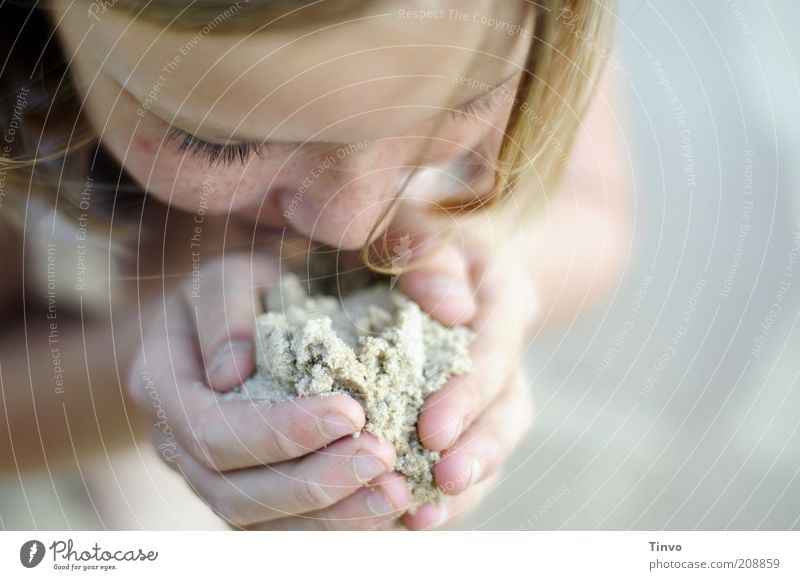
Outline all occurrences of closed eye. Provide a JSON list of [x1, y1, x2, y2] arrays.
[[165, 126, 268, 167], [448, 74, 517, 122], [163, 78, 513, 167], [448, 87, 509, 122]]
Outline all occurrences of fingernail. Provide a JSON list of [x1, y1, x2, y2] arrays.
[[366, 489, 394, 515], [426, 276, 472, 303], [317, 411, 357, 440], [468, 456, 483, 487], [352, 451, 388, 483], [208, 340, 252, 377]]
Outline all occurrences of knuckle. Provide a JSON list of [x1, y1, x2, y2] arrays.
[[270, 428, 304, 460], [268, 415, 321, 460], [292, 478, 335, 512], [186, 413, 223, 471]]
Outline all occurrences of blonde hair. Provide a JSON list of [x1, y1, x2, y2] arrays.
[[0, 0, 614, 267]]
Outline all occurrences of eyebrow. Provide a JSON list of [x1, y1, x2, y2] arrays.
[[150, 71, 520, 147]]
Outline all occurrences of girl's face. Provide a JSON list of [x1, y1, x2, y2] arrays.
[[51, 0, 531, 248]]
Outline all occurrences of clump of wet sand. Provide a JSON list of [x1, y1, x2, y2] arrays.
[[226, 273, 473, 509]]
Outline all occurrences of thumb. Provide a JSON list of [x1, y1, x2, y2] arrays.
[[194, 253, 277, 392]]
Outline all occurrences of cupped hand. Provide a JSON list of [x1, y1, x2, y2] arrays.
[[390, 211, 538, 529], [128, 252, 410, 529]]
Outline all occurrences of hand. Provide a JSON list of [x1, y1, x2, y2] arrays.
[[389, 211, 538, 529], [127, 251, 411, 530]]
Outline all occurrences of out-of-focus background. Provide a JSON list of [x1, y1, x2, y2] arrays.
[[460, 0, 800, 530], [2, 0, 799, 530]]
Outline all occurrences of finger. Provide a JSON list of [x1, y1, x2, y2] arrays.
[[148, 423, 189, 471], [387, 206, 477, 326], [184, 391, 368, 471], [253, 472, 410, 530], [417, 264, 538, 451], [176, 433, 396, 527], [434, 373, 532, 495], [396, 241, 476, 326], [193, 253, 280, 392], [403, 473, 501, 531], [132, 288, 368, 470]]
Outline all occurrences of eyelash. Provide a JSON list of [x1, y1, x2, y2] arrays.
[[165, 126, 266, 167], [448, 88, 509, 121], [164, 88, 508, 168]]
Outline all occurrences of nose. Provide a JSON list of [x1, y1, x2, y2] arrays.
[[276, 144, 406, 249]]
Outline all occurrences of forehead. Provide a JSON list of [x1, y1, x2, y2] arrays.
[[56, 0, 533, 142]]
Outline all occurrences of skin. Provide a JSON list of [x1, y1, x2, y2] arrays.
[[6, 0, 629, 529], [53, 0, 530, 246]]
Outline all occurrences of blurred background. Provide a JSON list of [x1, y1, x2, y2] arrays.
[[461, 0, 800, 530], [2, 0, 799, 530]]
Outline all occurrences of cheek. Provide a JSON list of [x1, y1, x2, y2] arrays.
[[87, 84, 274, 215], [118, 128, 276, 215], [69, 63, 261, 215]]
